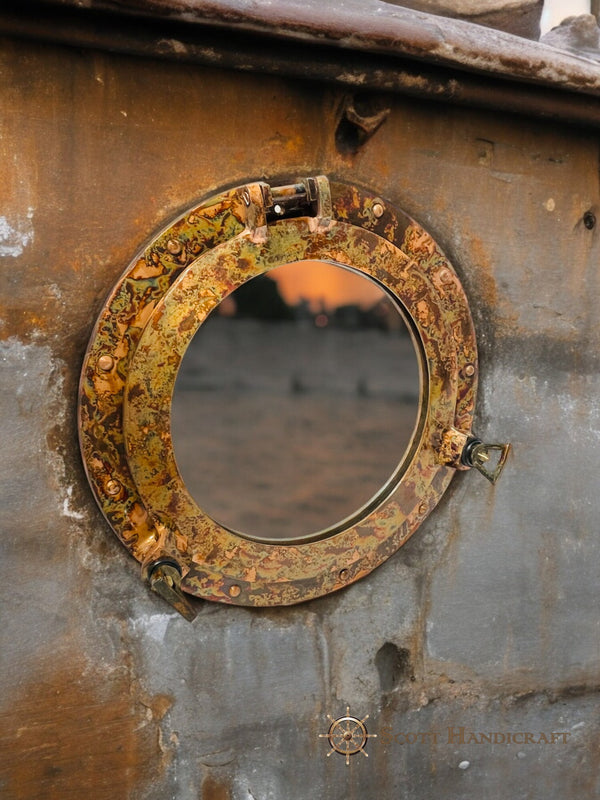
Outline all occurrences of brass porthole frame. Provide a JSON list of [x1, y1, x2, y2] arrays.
[[79, 176, 478, 608]]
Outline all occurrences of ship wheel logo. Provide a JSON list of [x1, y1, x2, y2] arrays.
[[319, 707, 377, 765]]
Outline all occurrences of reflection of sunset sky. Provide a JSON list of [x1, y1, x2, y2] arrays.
[[268, 261, 385, 311]]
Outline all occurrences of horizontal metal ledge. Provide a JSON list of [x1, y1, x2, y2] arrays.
[[9, 0, 600, 92], [2, 1, 600, 129]]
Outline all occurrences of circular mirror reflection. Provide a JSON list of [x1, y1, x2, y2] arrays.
[[171, 261, 422, 542]]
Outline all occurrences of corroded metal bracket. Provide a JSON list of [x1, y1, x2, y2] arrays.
[[78, 175, 502, 615]]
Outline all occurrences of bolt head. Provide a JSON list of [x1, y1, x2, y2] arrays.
[[97, 354, 114, 372], [167, 239, 182, 255], [372, 201, 384, 219], [105, 478, 121, 496], [464, 364, 475, 377], [229, 584, 241, 597]]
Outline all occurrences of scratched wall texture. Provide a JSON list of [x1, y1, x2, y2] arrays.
[[0, 33, 599, 800]]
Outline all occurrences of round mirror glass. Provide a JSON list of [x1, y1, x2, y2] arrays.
[[171, 261, 422, 542]]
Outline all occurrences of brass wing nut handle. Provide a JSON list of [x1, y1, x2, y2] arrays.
[[78, 175, 510, 618], [462, 438, 511, 485], [438, 428, 511, 484]]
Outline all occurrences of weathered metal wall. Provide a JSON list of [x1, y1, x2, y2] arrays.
[[1, 33, 599, 799]]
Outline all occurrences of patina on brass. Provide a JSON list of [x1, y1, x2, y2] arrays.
[[79, 175, 492, 609]]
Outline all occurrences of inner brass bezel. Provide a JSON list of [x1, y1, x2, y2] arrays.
[[168, 258, 428, 546], [78, 176, 477, 606]]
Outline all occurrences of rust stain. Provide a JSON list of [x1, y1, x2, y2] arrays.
[[201, 774, 232, 800], [464, 234, 521, 339], [466, 234, 498, 309], [0, 659, 172, 800]]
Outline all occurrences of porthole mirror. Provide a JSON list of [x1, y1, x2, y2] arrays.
[[171, 260, 422, 543], [79, 176, 509, 618]]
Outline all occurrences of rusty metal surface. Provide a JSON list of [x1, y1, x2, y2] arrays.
[[1, 32, 600, 800], [8, 0, 600, 94], [79, 176, 478, 606], [3, 2, 600, 129]]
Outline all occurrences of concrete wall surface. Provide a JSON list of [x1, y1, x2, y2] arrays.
[[0, 34, 599, 800]]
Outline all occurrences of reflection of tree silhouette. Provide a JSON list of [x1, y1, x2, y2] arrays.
[[330, 300, 410, 333], [229, 274, 410, 333], [233, 275, 294, 320]]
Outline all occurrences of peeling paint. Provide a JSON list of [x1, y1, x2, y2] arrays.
[[132, 612, 178, 643], [62, 484, 86, 520], [0, 209, 34, 257]]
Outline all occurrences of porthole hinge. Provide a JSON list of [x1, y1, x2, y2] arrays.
[[262, 176, 331, 222]]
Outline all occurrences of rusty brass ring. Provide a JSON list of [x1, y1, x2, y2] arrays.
[[79, 176, 477, 606]]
